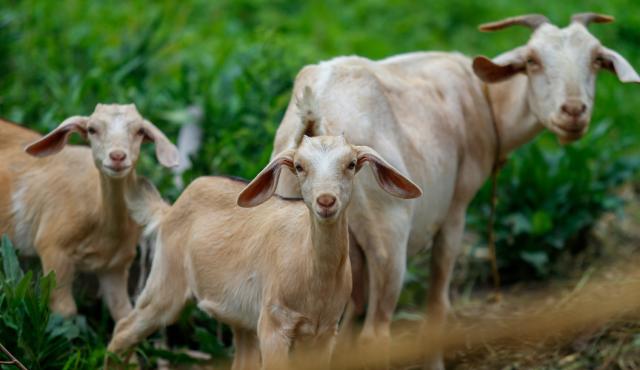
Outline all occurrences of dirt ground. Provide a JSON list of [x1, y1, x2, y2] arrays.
[[442, 185, 640, 370]]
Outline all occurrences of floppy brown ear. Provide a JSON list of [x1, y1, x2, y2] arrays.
[[237, 149, 296, 208], [473, 47, 527, 83], [598, 47, 640, 84], [355, 146, 422, 199], [24, 116, 89, 157], [142, 119, 180, 168]]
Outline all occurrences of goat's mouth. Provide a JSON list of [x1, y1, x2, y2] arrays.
[[103, 164, 132, 177], [315, 207, 338, 220], [550, 120, 588, 143]]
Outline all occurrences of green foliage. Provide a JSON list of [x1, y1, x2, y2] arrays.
[[0, 235, 102, 370], [469, 122, 640, 278]]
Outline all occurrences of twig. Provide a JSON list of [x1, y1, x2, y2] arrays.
[[0, 343, 28, 370]]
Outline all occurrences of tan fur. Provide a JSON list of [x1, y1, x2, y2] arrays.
[[107, 134, 420, 370], [0, 104, 177, 321], [271, 15, 638, 370]]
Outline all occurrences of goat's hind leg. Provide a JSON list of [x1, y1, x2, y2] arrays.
[[107, 240, 188, 357], [422, 207, 466, 370]]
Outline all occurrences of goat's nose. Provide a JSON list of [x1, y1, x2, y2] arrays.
[[109, 150, 127, 162], [316, 194, 336, 208], [561, 100, 587, 118]]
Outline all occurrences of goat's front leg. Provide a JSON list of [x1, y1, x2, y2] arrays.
[[291, 330, 337, 370], [40, 248, 77, 317], [257, 306, 296, 370], [231, 326, 260, 370], [423, 206, 466, 370], [99, 266, 133, 322], [349, 201, 412, 368]]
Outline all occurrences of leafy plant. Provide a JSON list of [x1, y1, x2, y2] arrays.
[[469, 121, 640, 279], [0, 235, 103, 370]]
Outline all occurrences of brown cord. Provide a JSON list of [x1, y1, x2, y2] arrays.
[[481, 83, 503, 295]]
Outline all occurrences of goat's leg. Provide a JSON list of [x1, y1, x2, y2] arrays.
[[98, 266, 133, 322], [107, 239, 187, 356], [257, 314, 291, 370], [40, 249, 77, 317], [231, 327, 260, 370], [337, 233, 367, 349], [107, 288, 185, 355], [422, 207, 465, 370], [292, 332, 336, 370], [350, 204, 411, 369]]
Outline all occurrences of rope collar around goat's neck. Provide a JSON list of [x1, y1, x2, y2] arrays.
[[481, 82, 505, 295], [481, 82, 507, 172]]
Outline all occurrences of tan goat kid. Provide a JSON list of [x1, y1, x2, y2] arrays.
[[271, 13, 640, 369], [0, 104, 178, 320], [107, 131, 421, 369]]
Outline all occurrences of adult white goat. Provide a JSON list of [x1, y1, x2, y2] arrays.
[[271, 13, 639, 369], [0, 104, 178, 320], [106, 94, 421, 369]]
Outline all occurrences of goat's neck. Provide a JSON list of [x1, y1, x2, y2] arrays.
[[308, 212, 349, 277], [98, 171, 137, 232], [488, 75, 545, 156]]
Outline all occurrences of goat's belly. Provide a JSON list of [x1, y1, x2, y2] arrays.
[[194, 275, 262, 330]]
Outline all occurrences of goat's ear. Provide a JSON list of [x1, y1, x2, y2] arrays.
[[599, 47, 640, 84], [237, 149, 295, 208], [141, 120, 180, 168], [25, 116, 89, 157], [473, 47, 528, 83], [355, 146, 422, 199]]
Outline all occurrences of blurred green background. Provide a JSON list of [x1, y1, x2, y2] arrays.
[[1, 0, 640, 368]]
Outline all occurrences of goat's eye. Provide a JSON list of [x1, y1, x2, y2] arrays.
[[295, 163, 304, 173], [87, 127, 97, 135], [526, 57, 537, 66], [348, 161, 356, 170], [137, 128, 145, 137]]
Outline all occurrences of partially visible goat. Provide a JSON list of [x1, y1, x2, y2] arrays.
[[0, 104, 178, 320], [107, 90, 421, 369], [271, 13, 639, 369]]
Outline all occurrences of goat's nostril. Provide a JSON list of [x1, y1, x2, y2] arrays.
[[316, 194, 336, 208], [109, 150, 127, 162], [561, 101, 587, 118]]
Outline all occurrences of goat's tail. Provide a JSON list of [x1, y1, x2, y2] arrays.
[[292, 86, 325, 145]]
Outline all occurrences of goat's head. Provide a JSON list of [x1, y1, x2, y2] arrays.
[[473, 13, 640, 144], [25, 104, 179, 178], [238, 135, 421, 221]]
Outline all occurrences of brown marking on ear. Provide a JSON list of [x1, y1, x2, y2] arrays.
[[599, 47, 640, 84], [237, 150, 295, 208], [355, 146, 422, 199], [472, 56, 526, 83], [24, 116, 88, 157]]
